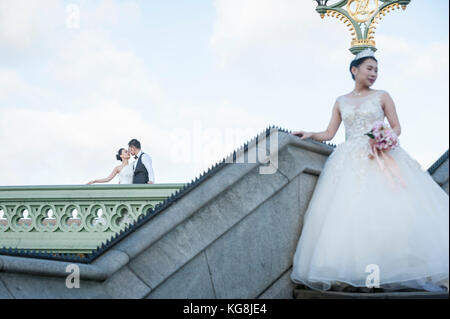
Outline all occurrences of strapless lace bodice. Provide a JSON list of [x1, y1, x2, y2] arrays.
[[338, 90, 386, 142]]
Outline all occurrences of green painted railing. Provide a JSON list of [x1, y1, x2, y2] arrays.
[[0, 184, 184, 253]]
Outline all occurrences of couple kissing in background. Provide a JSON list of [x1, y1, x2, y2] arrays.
[[87, 138, 155, 185]]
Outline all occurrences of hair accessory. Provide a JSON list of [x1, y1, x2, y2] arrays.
[[354, 48, 376, 61]]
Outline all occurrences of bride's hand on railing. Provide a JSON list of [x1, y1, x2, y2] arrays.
[[87, 180, 95, 185], [292, 130, 313, 140]]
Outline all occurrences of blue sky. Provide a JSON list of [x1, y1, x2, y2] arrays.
[[0, 0, 448, 185]]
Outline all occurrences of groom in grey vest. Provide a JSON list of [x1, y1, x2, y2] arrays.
[[128, 139, 155, 184]]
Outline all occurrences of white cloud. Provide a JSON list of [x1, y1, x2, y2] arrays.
[[0, 0, 161, 111], [0, 0, 59, 49], [211, 0, 316, 42], [0, 68, 44, 101], [210, 0, 325, 66], [80, 0, 141, 30], [0, 0, 141, 52], [376, 35, 449, 79], [47, 29, 164, 110]]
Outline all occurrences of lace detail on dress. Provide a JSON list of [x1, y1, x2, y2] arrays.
[[322, 90, 425, 194], [325, 90, 387, 192], [338, 90, 386, 142]]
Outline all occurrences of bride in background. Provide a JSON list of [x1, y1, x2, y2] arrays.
[[290, 49, 449, 292], [87, 148, 134, 185]]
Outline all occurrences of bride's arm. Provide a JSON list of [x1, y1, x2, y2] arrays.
[[292, 100, 341, 142], [87, 167, 120, 184], [382, 92, 401, 137]]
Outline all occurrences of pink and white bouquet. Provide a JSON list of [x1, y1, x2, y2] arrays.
[[365, 121, 399, 152]]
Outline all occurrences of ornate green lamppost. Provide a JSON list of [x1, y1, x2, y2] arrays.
[[314, 0, 411, 55]]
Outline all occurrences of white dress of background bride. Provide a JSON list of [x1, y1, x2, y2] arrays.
[[118, 163, 134, 184], [291, 90, 449, 292]]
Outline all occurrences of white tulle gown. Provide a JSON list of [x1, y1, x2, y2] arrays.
[[291, 90, 449, 292]]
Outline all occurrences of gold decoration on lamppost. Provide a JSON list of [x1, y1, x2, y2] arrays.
[[314, 0, 411, 55], [347, 0, 379, 23]]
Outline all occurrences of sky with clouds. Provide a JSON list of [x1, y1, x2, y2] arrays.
[[0, 0, 448, 186]]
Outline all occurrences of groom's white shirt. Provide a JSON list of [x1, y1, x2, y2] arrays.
[[133, 150, 155, 183]]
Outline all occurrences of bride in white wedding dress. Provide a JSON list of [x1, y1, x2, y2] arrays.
[[291, 49, 449, 292], [87, 148, 134, 185]]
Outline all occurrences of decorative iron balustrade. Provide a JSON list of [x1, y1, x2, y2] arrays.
[[0, 184, 184, 253]]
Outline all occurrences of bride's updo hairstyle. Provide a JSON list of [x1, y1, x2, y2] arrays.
[[349, 56, 378, 80], [116, 148, 125, 161]]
